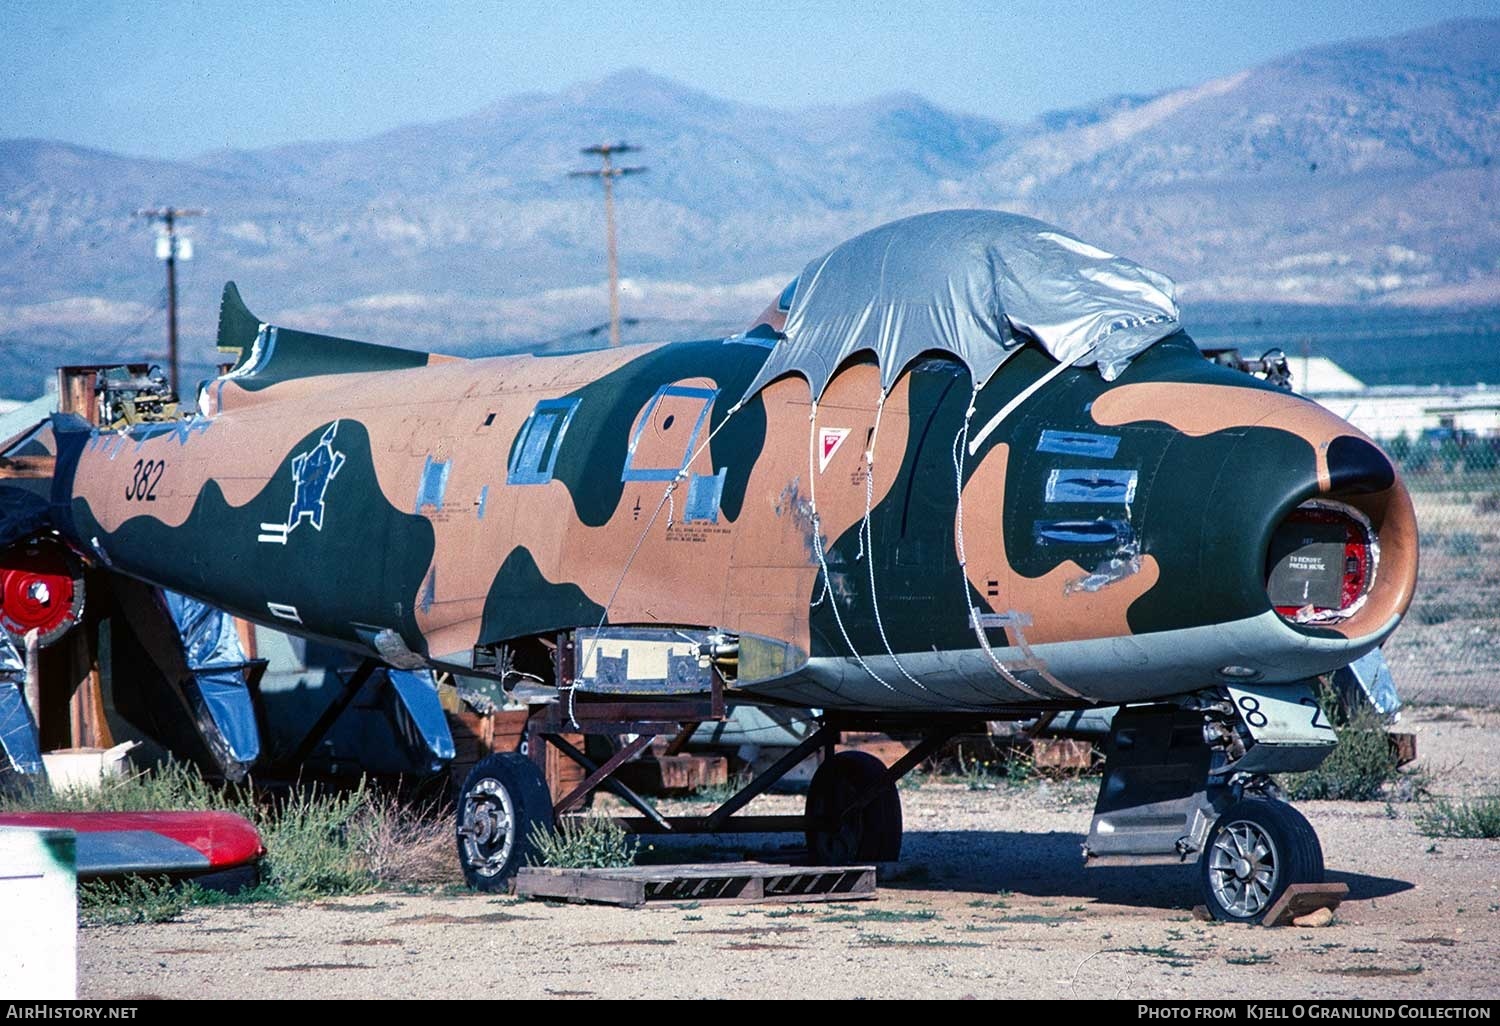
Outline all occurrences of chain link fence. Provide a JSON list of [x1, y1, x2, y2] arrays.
[[1380, 432, 1500, 709]]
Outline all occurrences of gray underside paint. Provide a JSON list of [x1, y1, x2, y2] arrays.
[[738, 609, 1401, 713], [72, 831, 211, 877]]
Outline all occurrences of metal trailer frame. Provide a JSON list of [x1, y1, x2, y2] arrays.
[[519, 667, 984, 840]]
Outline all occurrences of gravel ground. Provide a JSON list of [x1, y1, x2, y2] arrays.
[[79, 706, 1500, 1000]]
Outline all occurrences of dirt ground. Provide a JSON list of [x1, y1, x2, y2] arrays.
[[79, 706, 1500, 1000]]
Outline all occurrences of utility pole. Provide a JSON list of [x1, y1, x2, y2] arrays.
[[568, 144, 645, 347], [136, 206, 203, 395]]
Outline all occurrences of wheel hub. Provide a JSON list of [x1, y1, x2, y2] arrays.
[[460, 778, 515, 877], [0, 541, 85, 647], [1208, 820, 1278, 917]]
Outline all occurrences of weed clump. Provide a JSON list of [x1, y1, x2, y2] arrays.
[[1283, 689, 1411, 802], [0, 761, 462, 922], [1415, 797, 1500, 838], [78, 876, 190, 926], [527, 815, 637, 869]]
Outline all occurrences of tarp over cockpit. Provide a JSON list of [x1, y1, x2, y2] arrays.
[[740, 209, 1183, 403]]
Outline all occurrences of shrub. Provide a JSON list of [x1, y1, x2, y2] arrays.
[[1283, 692, 1405, 802], [1415, 797, 1500, 839], [0, 761, 463, 920], [527, 815, 637, 869], [78, 876, 189, 926]]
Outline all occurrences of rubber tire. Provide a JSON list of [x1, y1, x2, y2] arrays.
[[805, 750, 904, 864], [456, 752, 553, 892], [1199, 798, 1325, 924]]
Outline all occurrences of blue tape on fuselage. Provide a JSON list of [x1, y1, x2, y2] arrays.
[[1036, 429, 1120, 460], [1044, 468, 1138, 504]]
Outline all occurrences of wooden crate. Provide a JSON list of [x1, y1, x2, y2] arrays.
[[544, 732, 589, 807], [446, 707, 528, 781], [1028, 737, 1096, 772], [445, 703, 587, 807], [1388, 731, 1418, 767], [618, 753, 728, 795], [837, 732, 913, 767]]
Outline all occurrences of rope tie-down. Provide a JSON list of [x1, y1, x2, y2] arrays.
[[571, 397, 746, 727], [951, 384, 1044, 698], [805, 399, 902, 695], [811, 389, 1002, 710]]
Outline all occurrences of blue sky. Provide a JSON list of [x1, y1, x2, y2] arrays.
[[4, 0, 1499, 158]]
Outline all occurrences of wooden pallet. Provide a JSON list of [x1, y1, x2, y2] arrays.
[[516, 862, 877, 908]]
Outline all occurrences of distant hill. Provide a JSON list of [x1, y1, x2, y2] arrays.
[[2, 18, 1498, 397]]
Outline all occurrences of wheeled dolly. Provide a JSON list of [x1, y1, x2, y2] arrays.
[[455, 683, 977, 892]]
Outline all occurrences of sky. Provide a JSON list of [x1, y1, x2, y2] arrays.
[[4, 0, 1499, 159]]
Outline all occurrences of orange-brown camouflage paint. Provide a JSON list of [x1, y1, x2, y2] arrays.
[[73, 347, 909, 661], [1091, 382, 1351, 491], [957, 442, 1161, 646]]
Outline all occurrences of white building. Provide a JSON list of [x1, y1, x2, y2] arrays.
[[1297, 359, 1500, 441]]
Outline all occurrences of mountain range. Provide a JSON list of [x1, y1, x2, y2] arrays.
[[3, 17, 1498, 396]]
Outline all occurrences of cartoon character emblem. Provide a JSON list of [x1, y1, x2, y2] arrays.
[[257, 422, 346, 545]]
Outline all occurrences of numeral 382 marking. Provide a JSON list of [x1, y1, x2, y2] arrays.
[[125, 459, 165, 501]]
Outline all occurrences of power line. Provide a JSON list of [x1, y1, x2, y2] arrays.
[[100, 285, 170, 357], [567, 143, 646, 348]]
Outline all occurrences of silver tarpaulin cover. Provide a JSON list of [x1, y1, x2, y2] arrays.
[[742, 209, 1181, 402]]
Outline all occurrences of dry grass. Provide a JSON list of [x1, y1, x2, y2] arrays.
[[355, 793, 462, 890]]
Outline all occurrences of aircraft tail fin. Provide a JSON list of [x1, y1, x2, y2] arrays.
[[213, 282, 459, 391], [216, 281, 263, 366]]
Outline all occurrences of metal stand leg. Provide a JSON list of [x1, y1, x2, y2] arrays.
[[843, 728, 957, 817], [705, 722, 838, 831], [287, 658, 379, 767]]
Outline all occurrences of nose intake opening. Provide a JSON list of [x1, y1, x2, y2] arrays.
[[1265, 499, 1376, 626]]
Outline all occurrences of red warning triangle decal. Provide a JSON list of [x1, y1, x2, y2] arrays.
[[819, 427, 850, 472]]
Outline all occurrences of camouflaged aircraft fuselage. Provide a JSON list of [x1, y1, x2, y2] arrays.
[[51, 287, 1418, 713]]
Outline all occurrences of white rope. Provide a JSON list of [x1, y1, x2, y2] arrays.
[[571, 396, 746, 726], [859, 392, 930, 692], [967, 345, 1096, 456], [805, 398, 900, 693], [952, 384, 1044, 698]]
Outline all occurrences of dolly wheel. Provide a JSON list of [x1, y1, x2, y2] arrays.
[[1199, 798, 1325, 923], [456, 752, 553, 891], [805, 750, 903, 863]]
